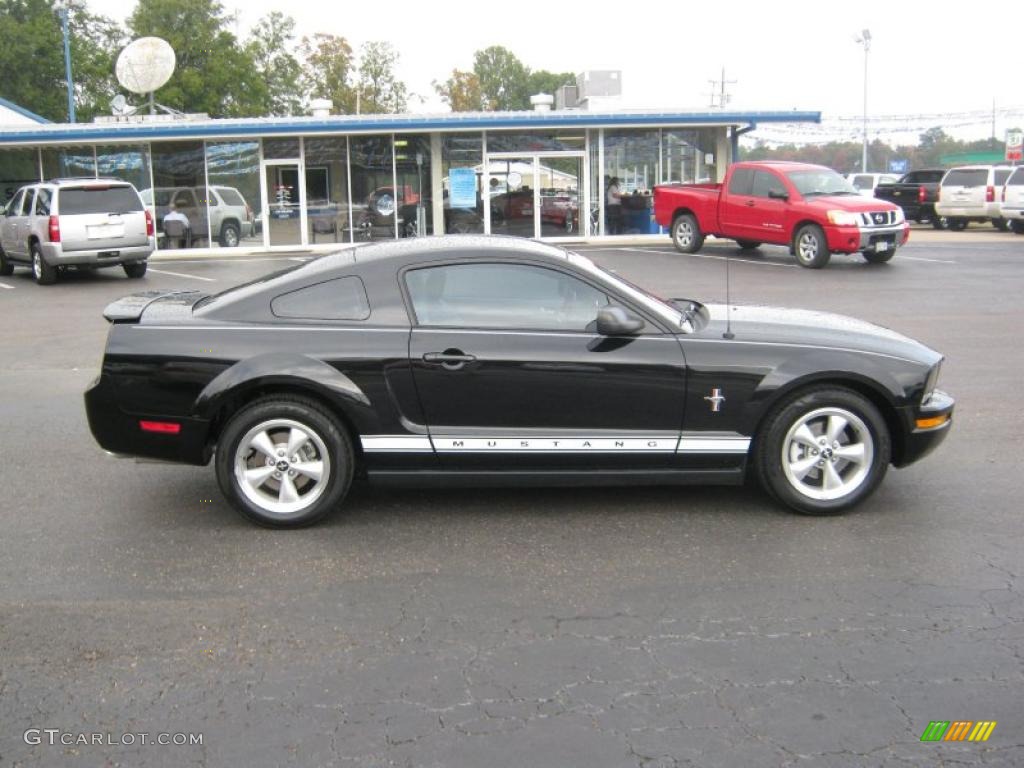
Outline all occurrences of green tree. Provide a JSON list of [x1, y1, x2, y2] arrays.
[[247, 11, 303, 116], [472, 45, 529, 110], [354, 41, 407, 114], [300, 33, 354, 113], [0, 0, 124, 122], [526, 70, 574, 100], [433, 69, 484, 112], [127, 0, 263, 117]]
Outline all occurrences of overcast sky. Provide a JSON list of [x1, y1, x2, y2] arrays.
[[89, 0, 1021, 143]]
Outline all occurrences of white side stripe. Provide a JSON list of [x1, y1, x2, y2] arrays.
[[360, 435, 750, 455]]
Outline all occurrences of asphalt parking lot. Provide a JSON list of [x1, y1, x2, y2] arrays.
[[1, 227, 1022, 767]]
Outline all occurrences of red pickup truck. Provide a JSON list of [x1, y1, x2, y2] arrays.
[[653, 161, 910, 268]]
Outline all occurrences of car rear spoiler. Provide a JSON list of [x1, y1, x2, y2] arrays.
[[102, 289, 205, 323]]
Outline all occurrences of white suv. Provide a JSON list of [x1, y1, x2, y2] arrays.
[[0, 179, 154, 285], [998, 167, 1024, 234], [140, 185, 255, 248], [935, 165, 1014, 231]]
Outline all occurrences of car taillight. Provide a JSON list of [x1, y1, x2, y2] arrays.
[[986, 185, 995, 203], [48, 215, 60, 242], [245, 202, 253, 221], [918, 185, 926, 203], [145, 209, 155, 236], [139, 420, 181, 434]]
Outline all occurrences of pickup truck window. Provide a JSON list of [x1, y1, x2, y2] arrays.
[[904, 171, 944, 184], [786, 169, 857, 197], [727, 168, 754, 195], [752, 171, 787, 198]]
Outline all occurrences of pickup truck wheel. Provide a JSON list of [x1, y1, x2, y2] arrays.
[[793, 224, 830, 268], [1011, 220, 1024, 235], [993, 218, 1010, 232], [862, 250, 894, 264], [754, 386, 890, 515], [930, 215, 947, 230], [0, 247, 13, 276], [671, 214, 704, 253], [123, 261, 148, 278], [736, 240, 761, 251], [947, 218, 967, 231], [31, 243, 57, 285], [216, 395, 354, 528]]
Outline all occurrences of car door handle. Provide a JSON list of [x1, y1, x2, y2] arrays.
[[423, 351, 476, 369], [745, 200, 756, 207]]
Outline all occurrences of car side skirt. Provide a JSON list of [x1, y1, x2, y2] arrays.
[[366, 468, 745, 488]]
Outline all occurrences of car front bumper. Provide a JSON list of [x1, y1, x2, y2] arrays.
[[41, 240, 155, 267], [894, 389, 954, 468], [827, 223, 910, 254]]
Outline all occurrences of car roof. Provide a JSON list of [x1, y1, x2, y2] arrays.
[[45, 177, 133, 187]]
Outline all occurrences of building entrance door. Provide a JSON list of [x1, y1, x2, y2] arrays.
[[262, 160, 306, 246], [486, 153, 587, 240]]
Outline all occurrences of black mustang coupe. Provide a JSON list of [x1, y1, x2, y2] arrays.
[[85, 236, 953, 527]]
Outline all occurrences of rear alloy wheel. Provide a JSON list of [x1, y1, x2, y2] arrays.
[[930, 214, 947, 230], [755, 387, 890, 515], [947, 218, 967, 231], [219, 221, 241, 247], [793, 224, 830, 268], [123, 261, 147, 278], [31, 243, 57, 285], [671, 213, 704, 253], [0, 247, 13, 276], [216, 396, 353, 527], [736, 240, 762, 251]]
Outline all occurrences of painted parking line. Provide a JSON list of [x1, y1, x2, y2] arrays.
[[606, 247, 797, 268], [897, 255, 957, 264], [0, 282, 14, 290], [146, 268, 217, 282]]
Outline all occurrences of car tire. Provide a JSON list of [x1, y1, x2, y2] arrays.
[[30, 242, 57, 285], [862, 249, 894, 264], [0, 247, 13, 276], [754, 386, 891, 515], [123, 261, 148, 278], [215, 395, 354, 528], [1011, 220, 1024, 235], [736, 240, 761, 251], [793, 224, 830, 268], [947, 218, 967, 231], [930, 214, 947, 230], [219, 222, 241, 248], [671, 213, 704, 254], [993, 217, 1010, 232]]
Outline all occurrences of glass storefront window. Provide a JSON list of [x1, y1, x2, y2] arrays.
[[393, 135, 431, 238], [589, 130, 601, 236], [42, 146, 95, 180], [262, 138, 300, 160], [302, 137, 350, 244], [96, 144, 151, 193], [441, 134, 484, 235], [148, 141, 208, 249], [486, 131, 585, 153], [603, 130, 660, 235], [205, 141, 260, 248], [662, 130, 717, 185], [0, 149, 40, 208], [349, 135, 395, 241]]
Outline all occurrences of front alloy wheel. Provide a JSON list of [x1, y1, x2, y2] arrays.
[[755, 387, 890, 514], [216, 396, 353, 527], [793, 224, 830, 268]]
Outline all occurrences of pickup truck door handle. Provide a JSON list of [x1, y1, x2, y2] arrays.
[[423, 350, 477, 370], [744, 200, 756, 207]]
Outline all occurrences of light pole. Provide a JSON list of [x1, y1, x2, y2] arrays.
[[54, 0, 75, 123], [855, 29, 871, 173]]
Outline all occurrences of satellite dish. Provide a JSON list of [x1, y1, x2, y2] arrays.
[[115, 37, 176, 95], [109, 93, 137, 116]]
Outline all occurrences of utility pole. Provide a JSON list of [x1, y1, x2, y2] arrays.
[[707, 67, 736, 109], [54, 0, 75, 122], [855, 29, 871, 172]]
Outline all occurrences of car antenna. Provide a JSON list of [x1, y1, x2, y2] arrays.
[[722, 250, 735, 340]]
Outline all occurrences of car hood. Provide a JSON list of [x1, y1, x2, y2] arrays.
[[802, 195, 899, 212], [692, 303, 941, 365]]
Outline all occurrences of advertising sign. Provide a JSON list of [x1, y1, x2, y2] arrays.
[[1006, 129, 1023, 162], [449, 168, 477, 208]]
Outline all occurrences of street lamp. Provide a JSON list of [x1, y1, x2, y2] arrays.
[[855, 29, 871, 173], [53, 0, 75, 123]]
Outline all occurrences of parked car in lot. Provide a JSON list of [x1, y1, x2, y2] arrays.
[[934, 165, 1014, 231], [84, 235, 953, 527], [873, 169, 947, 228], [654, 161, 909, 268], [998, 166, 1024, 234], [0, 179, 154, 284], [846, 172, 901, 197], [139, 185, 255, 247]]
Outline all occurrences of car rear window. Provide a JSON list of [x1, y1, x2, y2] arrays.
[[217, 188, 245, 206], [942, 169, 987, 187], [1007, 168, 1024, 186], [59, 186, 143, 214], [994, 169, 1011, 186]]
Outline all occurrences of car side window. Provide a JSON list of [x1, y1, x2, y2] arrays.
[[406, 262, 612, 332], [851, 175, 873, 190], [7, 189, 26, 217], [727, 168, 754, 196], [34, 188, 51, 216], [270, 276, 371, 321], [751, 171, 787, 198]]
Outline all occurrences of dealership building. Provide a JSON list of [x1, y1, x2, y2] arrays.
[[1, 93, 819, 251]]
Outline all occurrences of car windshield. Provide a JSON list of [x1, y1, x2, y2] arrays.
[[786, 170, 858, 196], [567, 251, 682, 328]]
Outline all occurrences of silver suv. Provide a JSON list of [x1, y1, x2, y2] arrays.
[[140, 185, 255, 248], [0, 179, 154, 285], [935, 165, 1014, 231]]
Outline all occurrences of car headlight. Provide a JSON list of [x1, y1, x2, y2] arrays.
[[892, 208, 905, 224], [922, 361, 942, 404], [826, 210, 859, 226]]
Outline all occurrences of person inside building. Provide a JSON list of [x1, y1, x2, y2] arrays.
[[605, 176, 623, 235], [162, 202, 191, 248]]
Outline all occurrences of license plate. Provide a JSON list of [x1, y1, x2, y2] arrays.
[[98, 250, 120, 258], [87, 223, 125, 239], [875, 240, 890, 252]]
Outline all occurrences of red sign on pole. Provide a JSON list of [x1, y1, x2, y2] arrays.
[[1007, 130, 1023, 162]]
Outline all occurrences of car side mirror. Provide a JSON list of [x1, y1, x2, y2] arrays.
[[768, 189, 789, 201], [597, 307, 644, 336]]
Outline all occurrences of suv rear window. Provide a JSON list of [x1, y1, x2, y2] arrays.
[[994, 169, 1011, 186], [59, 186, 143, 214], [942, 169, 987, 187], [217, 188, 245, 206]]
